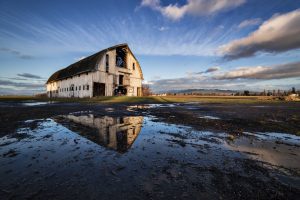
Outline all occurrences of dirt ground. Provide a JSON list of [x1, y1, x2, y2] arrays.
[[0, 100, 299, 199]]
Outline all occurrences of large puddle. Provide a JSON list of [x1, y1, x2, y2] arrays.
[[0, 110, 300, 199]]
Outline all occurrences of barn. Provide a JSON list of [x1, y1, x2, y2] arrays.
[[46, 44, 143, 98]]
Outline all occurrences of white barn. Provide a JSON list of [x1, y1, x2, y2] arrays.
[[46, 44, 143, 98]]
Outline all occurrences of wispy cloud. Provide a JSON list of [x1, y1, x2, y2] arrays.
[[0, 3, 246, 57], [74, 56, 86, 61], [17, 73, 43, 79], [238, 18, 261, 29], [220, 9, 300, 60], [0, 79, 44, 89], [158, 26, 169, 31], [0, 87, 44, 95], [196, 66, 220, 74], [0, 47, 33, 59], [141, 0, 245, 20]]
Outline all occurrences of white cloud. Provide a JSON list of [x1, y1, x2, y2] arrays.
[[158, 26, 169, 31], [220, 9, 300, 59], [141, 0, 245, 20], [150, 61, 300, 91], [216, 61, 300, 80], [75, 56, 86, 61], [238, 18, 262, 29]]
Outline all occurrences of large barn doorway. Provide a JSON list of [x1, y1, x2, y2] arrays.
[[93, 82, 105, 97]]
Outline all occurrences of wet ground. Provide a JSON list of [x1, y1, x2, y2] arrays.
[[0, 101, 300, 199]]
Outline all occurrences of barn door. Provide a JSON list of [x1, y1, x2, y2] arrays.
[[93, 82, 105, 97], [137, 87, 142, 96]]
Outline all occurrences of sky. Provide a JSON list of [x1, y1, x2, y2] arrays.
[[0, 0, 300, 94]]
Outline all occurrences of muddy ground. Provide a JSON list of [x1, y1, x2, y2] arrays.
[[0, 101, 299, 199]]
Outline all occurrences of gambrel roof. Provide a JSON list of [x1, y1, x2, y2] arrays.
[[47, 44, 143, 83]]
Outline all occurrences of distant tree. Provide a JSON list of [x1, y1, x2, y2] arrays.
[[243, 90, 250, 96], [292, 87, 296, 94], [142, 84, 152, 96]]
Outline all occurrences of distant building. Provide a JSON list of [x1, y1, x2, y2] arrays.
[[289, 93, 299, 97], [46, 44, 143, 98]]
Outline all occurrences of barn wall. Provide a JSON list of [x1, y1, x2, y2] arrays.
[[46, 73, 93, 98]]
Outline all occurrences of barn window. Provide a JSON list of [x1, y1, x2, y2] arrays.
[[76, 86, 77, 91], [133, 62, 135, 70], [106, 54, 109, 73], [116, 47, 126, 68], [79, 86, 81, 90], [87, 85, 89, 90], [67, 88, 68, 91], [83, 85, 85, 90]]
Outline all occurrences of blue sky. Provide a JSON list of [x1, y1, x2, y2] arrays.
[[0, 0, 300, 94]]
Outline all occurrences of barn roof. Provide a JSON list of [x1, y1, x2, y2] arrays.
[[47, 43, 131, 83]]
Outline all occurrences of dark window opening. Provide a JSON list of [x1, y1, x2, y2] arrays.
[[133, 62, 135, 70], [116, 47, 126, 68], [79, 86, 81, 90], [87, 85, 89, 90], [119, 75, 124, 85], [106, 54, 109, 73], [83, 85, 85, 90]]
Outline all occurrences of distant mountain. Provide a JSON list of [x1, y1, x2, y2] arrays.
[[157, 88, 239, 94]]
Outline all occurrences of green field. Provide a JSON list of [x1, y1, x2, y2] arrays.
[[0, 95, 294, 104]]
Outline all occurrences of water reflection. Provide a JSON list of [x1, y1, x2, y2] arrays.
[[58, 115, 143, 153], [224, 132, 300, 169]]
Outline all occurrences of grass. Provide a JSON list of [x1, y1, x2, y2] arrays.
[[0, 95, 295, 104]]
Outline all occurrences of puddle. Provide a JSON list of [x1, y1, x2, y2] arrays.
[[0, 113, 299, 199], [22, 101, 56, 106], [198, 115, 221, 120], [225, 132, 300, 169], [104, 108, 115, 112]]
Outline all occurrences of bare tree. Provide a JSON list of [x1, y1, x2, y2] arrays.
[[142, 84, 152, 96]]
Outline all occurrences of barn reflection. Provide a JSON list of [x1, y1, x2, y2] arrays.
[[58, 115, 143, 153]]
